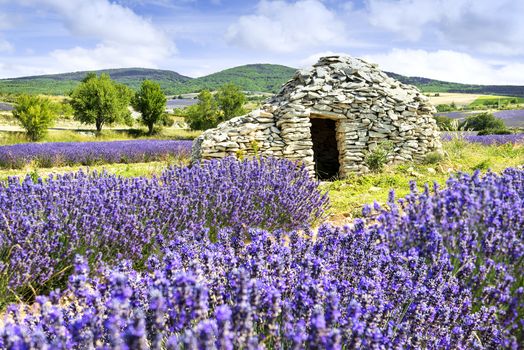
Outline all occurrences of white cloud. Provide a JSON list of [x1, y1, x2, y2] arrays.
[[226, 0, 347, 53], [33, 0, 172, 47], [364, 49, 524, 85], [364, 0, 524, 55], [15, 0, 175, 72]]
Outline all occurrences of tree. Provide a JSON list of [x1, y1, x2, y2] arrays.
[[215, 83, 246, 121], [82, 72, 97, 83], [50, 99, 74, 119], [184, 90, 219, 130], [12, 94, 56, 141], [132, 80, 167, 135], [70, 73, 132, 132]]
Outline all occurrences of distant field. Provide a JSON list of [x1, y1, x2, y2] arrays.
[[469, 95, 524, 107], [427, 93, 484, 106], [436, 109, 524, 127]]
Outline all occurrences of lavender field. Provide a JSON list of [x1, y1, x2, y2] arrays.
[[0, 157, 522, 349], [0, 139, 192, 169], [0, 102, 13, 112], [442, 132, 524, 145], [437, 109, 524, 127]]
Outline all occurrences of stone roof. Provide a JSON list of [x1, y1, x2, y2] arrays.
[[268, 55, 433, 114]]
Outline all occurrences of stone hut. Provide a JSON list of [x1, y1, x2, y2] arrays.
[[192, 55, 441, 179]]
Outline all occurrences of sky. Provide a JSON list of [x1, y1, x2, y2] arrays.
[[0, 0, 524, 84]]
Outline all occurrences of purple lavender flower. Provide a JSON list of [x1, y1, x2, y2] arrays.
[[0, 139, 192, 169], [0, 162, 522, 348]]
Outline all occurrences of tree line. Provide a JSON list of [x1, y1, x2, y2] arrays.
[[10, 73, 247, 141]]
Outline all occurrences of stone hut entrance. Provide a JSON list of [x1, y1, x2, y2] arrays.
[[310, 118, 340, 180]]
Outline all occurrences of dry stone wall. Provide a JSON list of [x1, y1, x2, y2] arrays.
[[192, 55, 442, 178]]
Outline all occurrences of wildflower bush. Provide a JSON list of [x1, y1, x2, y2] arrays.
[[0, 140, 192, 169], [0, 161, 523, 348], [0, 157, 328, 305], [364, 141, 394, 172], [442, 132, 524, 145]]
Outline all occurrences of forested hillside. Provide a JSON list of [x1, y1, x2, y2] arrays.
[[1, 64, 524, 97]]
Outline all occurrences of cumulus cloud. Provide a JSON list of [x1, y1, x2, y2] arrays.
[[16, 0, 175, 72], [364, 0, 524, 55], [226, 0, 347, 53], [364, 49, 524, 85]]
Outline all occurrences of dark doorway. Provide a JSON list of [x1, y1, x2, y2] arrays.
[[310, 118, 340, 180]]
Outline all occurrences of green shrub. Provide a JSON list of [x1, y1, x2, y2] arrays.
[[436, 103, 457, 112], [460, 112, 506, 131], [364, 141, 393, 172], [162, 114, 175, 127], [472, 159, 491, 171], [423, 151, 445, 164], [12, 95, 56, 141], [434, 115, 456, 130]]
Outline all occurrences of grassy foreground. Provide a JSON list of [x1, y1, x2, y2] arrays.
[[1, 139, 523, 224], [325, 139, 524, 223]]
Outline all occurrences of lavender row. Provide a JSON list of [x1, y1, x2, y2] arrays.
[[0, 140, 193, 169], [2, 168, 523, 348], [0, 157, 328, 304], [442, 132, 524, 145]]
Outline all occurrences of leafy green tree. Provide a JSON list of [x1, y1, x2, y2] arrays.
[[460, 112, 506, 132], [50, 99, 74, 119], [12, 94, 56, 141], [70, 73, 132, 132], [215, 83, 246, 121], [132, 80, 167, 135], [82, 72, 97, 83], [184, 90, 219, 130]]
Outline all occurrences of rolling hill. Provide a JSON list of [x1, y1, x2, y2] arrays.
[[1, 64, 524, 98], [0, 68, 192, 96], [181, 64, 296, 95], [386, 72, 524, 97]]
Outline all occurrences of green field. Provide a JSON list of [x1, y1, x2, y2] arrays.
[[0, 125, 200, 145], [469, 95, 524, 107]]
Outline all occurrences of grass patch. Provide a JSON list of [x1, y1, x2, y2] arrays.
[[322, 140, 524, 223], [469, 95, 524, 107], [0, 161, 183, 182], [0, 127, 201, 145]]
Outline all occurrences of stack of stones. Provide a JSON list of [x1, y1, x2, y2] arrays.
[[192, 55, 442, 178]]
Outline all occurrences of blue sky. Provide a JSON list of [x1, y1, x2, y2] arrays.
[[1, 0, 524, 84]]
